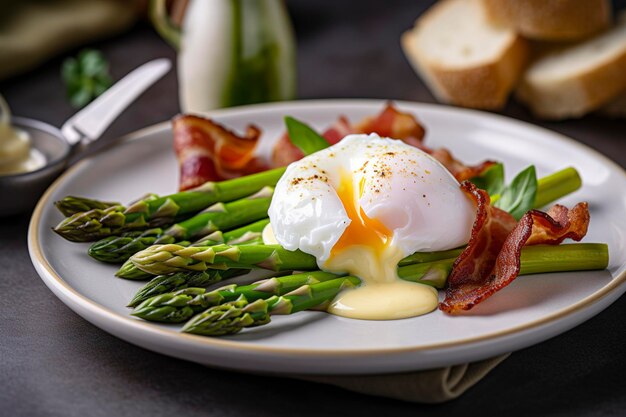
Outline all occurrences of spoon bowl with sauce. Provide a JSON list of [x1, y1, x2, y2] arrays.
[[0, 116, 69, 216], [0, 59, 171, 216]]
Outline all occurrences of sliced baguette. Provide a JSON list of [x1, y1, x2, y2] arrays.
[[481, 0, 611, 41], [516, 14, 626, 120], [401, 0, 528, 110]]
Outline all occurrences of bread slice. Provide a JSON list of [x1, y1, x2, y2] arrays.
[[401, 0, 528, 110], [516, 14, 626, 120], [481, 0, 611, 41]]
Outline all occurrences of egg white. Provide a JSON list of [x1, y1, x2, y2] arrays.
[[268, 134, 475, 266]]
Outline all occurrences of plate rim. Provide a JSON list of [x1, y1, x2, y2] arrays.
[[28, 99, 626, 358]]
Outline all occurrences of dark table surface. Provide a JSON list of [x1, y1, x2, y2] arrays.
[[1, 1, 625, 416]]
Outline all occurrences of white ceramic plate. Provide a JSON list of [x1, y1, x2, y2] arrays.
[[29, 100, 626, 375]]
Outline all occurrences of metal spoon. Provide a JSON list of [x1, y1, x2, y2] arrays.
[[0, 58, 171, 216]]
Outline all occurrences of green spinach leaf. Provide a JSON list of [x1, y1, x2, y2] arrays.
[[494, 165, 538, 220], [470, 163, 505, 196], [284, 116, 330, 156]]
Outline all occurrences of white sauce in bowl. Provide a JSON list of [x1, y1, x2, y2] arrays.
[[0, 95, 46, 175]]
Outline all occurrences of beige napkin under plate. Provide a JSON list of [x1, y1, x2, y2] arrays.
[[295, 354, 510, 403], [0, 0, 139, 80]]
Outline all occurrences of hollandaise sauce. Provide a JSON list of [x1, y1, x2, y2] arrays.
[[321, 172, 438, 320]]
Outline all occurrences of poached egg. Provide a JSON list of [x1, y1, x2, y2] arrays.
[[267, 134, 475, 319]]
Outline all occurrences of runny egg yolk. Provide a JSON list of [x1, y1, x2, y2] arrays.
[[324, 171, 439, 320], [330, 173, 391, 260]]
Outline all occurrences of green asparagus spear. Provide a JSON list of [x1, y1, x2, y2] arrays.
[[115, 219, 270, 279], [55, 193, 160, 217], [193, 218, 269, 247], [116, 259, 154, 280], [133, 287, 207, 323], [132, 270, 341, 322], [53, 168, 285, 242], [518, 243, 608, 275], [533, 167, 582, 209], [130, 240, 608, 281], [129, 272, 218, 309], [397, 243, 609, 285], [88, 228, 187, 263], [129, 243, 318, 275], [164, 187, 272, 240], [128, 269, 248, 307], [54, 196, 120, 217], [88, 189, 272, 263], [397, 258, 454, 288], [126, 243, 484, 279], [398, 248, 464, 267], [182, 277, 361, 336]]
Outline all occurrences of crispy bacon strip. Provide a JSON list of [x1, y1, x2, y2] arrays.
[[271, 103, 428, 166], [175, 104, 495, 190], [271, 104, 426, 166], [440, 182, 590, 314], [323, 115, 354, 143], [352, 103, 426, 147], [428, 148, 497, 183], [173, 115, 269, 191]]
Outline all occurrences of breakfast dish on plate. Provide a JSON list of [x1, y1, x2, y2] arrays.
[[50, 103, 608, 337]]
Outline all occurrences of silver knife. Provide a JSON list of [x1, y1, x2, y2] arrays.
[[61, 58, 171, 145]]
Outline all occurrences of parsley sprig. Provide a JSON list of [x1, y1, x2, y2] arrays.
[[61, 49, 113, 109]]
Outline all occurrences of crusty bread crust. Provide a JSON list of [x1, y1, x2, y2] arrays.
[[401, 12, 528, 110], [516, 44, 626, 119], [481, 0, 611, 41]]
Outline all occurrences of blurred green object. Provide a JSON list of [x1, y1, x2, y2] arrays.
[[150, 0, 297, 112], [61, 49, 113, 109]]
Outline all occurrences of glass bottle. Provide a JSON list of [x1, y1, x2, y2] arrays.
[[152, 0, 297, 112]]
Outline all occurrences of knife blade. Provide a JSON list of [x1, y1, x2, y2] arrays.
[[61, 58, 171, 145]]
